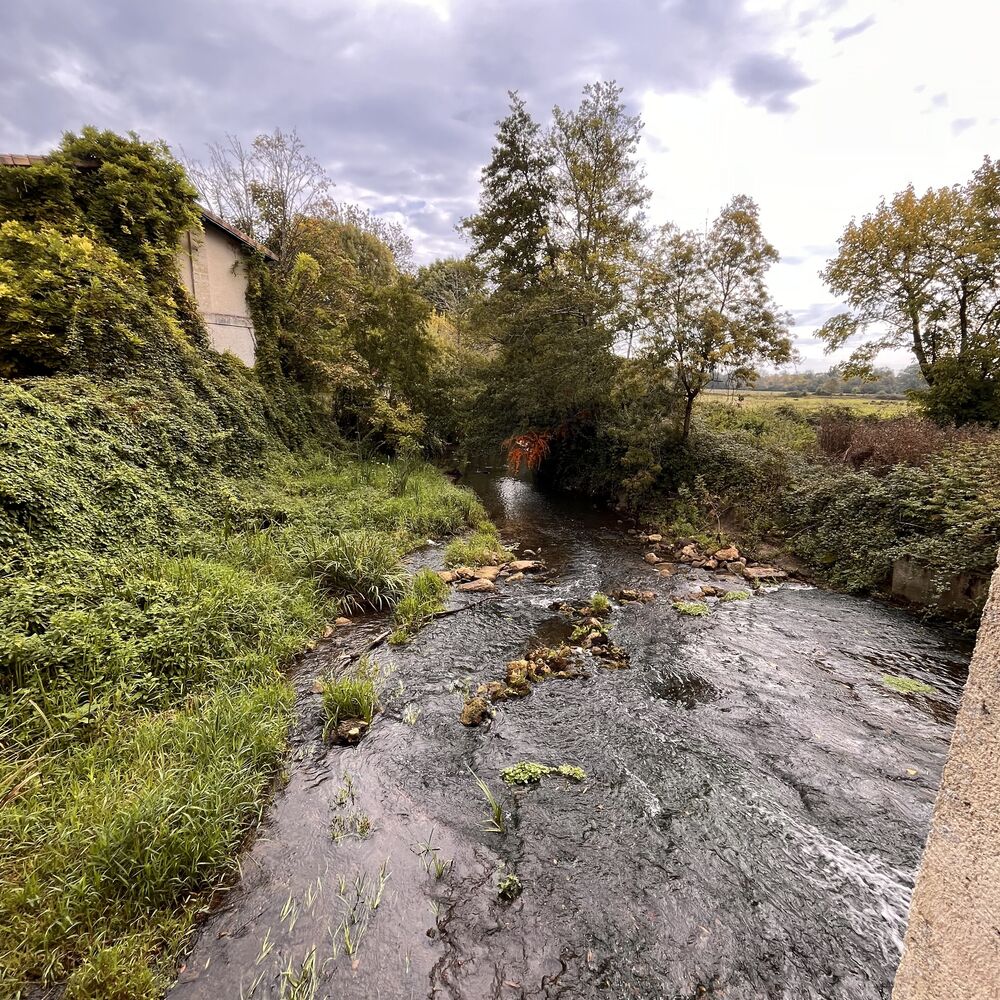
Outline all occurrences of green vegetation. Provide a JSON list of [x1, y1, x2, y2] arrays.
[[469, 769, 505, 833], [497, 872, 523, 901], [588, 592, 611, 614], [321, 657, 384, 733], [390, 568, 449, 644], [501, 761, 587, 785], [444, 523, 511, 567], [882, 675, 936, 696], [0, 129, 491, 997], [721, 590, 752, 602], [673, 601, 711, 616]]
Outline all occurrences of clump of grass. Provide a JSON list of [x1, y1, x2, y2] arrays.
[[412, 830, 452, 879], [673, 600, 711, 616], [588, 592, 611, 614], [497, 872, 522, 901], [882, 675, 936, 696], [297, 530, 407, 614], [721, 590, 751, 602], [389, 568, 448, 645], [321, 657, 383, 735], [468, 768, 505, 833], [444, 522, 512, 567], [501, 761, 587, 785], [331, 811, 374, 844]]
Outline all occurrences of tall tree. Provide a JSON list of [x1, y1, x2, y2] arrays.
[[460, 92, 556, 292], [641, 196, 792, 440], [549, 81, 650, 325], [820, 157, 1000, 423]]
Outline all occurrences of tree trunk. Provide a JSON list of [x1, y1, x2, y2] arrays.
[[682, 394, 695, 443]]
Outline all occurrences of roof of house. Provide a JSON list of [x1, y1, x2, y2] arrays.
[[1, 153, 278, 261]]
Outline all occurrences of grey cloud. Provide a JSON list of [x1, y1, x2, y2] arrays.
[[951, 117, 977, 135], [3, 0, 813, 261], [730, 53, 813, 113], [793, 302, 841, 327], [832, 15, 875, 43]]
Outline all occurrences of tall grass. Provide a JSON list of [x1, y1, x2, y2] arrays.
[[389, 569, 448, 645], [444, 522, 512, 567], [0, 391, 490, 998], [321, 656, 383, 734]]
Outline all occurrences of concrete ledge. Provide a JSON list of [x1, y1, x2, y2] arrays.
[[892, 552, 1000, 1000]]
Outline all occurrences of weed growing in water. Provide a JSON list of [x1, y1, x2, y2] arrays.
[[332, 860, 391, 960], [321, 657, 383, 739], [673, 600, 711, 616], [402, 704, 421, 725], [468, 768, 505, 833], [389, 568, 448, 645], [883, 675, 936, 696], [497, 872, 522, 901], [330, 811, 374, 844], [412, 829, 453, 880], [501, 761, 587, 785], [588, 592, 611, 614], [721, 590, 751, 602]]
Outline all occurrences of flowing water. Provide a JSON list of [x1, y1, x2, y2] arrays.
[[170, 473, 971, 1000]]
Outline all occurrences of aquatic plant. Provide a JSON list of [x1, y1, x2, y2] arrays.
[[882, 674, 936, 696], [389, 568, 448, 644], [497, 872, 523, 901], [588, 592, 611, 614], [721, 590, 752, 602], [330, 811, 374, 844], [673, 600, 711, 616], [501, 761, 587, 785], [321, 657, 383, 735], [468, 769, 505, 833]]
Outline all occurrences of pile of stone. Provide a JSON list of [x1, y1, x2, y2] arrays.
[[438, 558, 544, 593], [638, 535, 788, 582]]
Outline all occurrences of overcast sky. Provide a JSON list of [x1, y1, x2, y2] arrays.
[[3, 0, 997, 370]]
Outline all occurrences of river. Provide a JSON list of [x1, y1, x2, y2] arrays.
[[169, 472, 971, 1000]]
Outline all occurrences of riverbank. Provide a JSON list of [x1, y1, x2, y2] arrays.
[[0, 375, 490, 998]]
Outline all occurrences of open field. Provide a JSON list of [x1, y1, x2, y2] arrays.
[[700, 389, 912, 418]]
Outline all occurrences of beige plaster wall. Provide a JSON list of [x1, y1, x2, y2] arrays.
[[892, 553, 1000, 1000], [176, 226, 256, 366]]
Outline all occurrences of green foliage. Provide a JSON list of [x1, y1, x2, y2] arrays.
[[673, 601, 710, 616], [444, 523, 512, 567], [390, 568, 448, 645], [820, 156, 1000, 425], [721, 590, 751, 602], [321, 657, 383, 731], [501, 761, 587, 785], [588, 592, 611, 614], [469, 770, 505, 833], [296, 530, 407, 614], [497, 872, 523, 901], [882, 675, 936, 696], [0, 369, 485, 993]]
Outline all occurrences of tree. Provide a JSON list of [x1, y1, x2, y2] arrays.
[[820, 157, 1000, 423], [549, 80, 649, 327], [461, 92, 556, 292], [641, 197, 792, 441]]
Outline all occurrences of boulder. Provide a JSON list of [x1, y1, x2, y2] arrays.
[[679, 543, 699, 562], [335, 617, 353, 626], [743, 566, 788, 581], [437, 570, 458, 584], [643, 552, 660, 565], [508, 571, 525, 581], [657, 564, 673, 577], [509, 559, 543, 573], [457, 578, 496, 593], [715, 545, 740, 561], [704, 558, 718, 570], [453, 565, 476, 580], [473, 565, 501, 581], [459, 696, 490, 727], [647, 533, 663, 543]]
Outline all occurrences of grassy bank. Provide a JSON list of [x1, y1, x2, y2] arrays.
[[0, 375, 486, 998], [650, 403, 1000, 612]]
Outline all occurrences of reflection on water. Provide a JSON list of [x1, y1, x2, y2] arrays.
[[170, 473, 972, 1000]]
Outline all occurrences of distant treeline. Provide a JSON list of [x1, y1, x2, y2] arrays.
[[710, 365, 927, 398]]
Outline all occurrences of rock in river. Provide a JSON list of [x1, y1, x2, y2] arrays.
[[457, 577, 497, 593]]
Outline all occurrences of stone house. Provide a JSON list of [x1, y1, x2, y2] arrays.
[[1, 153, 276, 366]]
